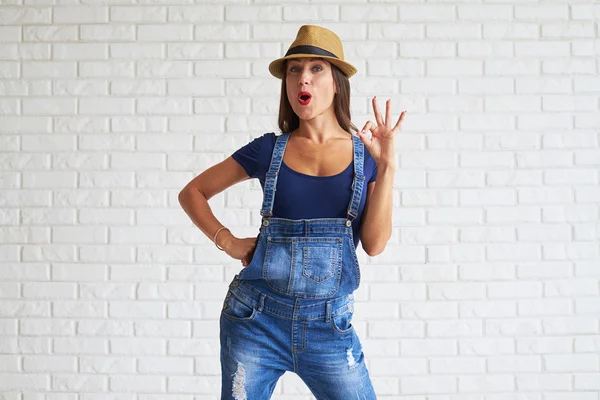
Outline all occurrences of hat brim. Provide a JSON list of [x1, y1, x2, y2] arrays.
[[268, 54, 357, 79]]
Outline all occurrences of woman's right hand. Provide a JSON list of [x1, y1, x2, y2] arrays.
[[220, 234, 257, 267]]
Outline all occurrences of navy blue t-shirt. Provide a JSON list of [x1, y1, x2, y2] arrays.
[[231, 132, 378, 248]]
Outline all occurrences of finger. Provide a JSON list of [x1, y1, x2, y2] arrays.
[[357, 124, 371, 141], [360, 119, 373, 130], [385, 99, 392, 128], [360, 121, 374, 140], [372, 96, 384, 127], [369, 120, 381, 138], [357, 130, 372, 145], [392, 110, 407, 133], [357, 121, 370, 137]]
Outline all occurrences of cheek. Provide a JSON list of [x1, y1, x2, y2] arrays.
[[286, 81, 296, 98], [316, 77, 335, 95]]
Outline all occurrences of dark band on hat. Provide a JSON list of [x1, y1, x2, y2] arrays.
[[285, 45, 338, 59]]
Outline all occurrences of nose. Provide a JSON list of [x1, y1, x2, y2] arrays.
[[299, 67, 310, 85]]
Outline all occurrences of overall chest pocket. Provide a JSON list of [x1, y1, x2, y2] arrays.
[[302, 246, 337, 282], [263, 237, 343, 298]]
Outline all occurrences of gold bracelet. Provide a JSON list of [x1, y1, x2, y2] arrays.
[[213, 226, 230, 251]]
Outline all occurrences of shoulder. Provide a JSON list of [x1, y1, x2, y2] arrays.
[[263, 131, 278, 147], [234, 132, 277, 154], [231, 132, 279, 179], [258, 131, 277, 142], [253, 131, 278, 151]]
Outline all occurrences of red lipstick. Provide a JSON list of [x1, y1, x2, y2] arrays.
[[298, 91, 312, 105]]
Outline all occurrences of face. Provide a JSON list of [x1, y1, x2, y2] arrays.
[[285, 57, 337, 120]]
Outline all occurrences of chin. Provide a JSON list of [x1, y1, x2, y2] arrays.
[[298, 112, 321, 121], [293, 107, 314, 118]]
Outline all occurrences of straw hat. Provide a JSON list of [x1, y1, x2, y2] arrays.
[[268, 25, 357, 79]]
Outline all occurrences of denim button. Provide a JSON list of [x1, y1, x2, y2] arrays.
[[226, 292, 232, 298], [263, 220, 269, 226], [345, 220, 351, 227], [233, 281, 239, 287], [223, 303, 228, 309]]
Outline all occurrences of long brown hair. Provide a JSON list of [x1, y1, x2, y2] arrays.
[[277, 59, 358, 135]]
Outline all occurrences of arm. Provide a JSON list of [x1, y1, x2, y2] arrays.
[[356, 96, 406, 257], [178, 156, 249, 251], [359, 164, 395, 256]]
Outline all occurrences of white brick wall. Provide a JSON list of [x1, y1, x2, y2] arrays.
[[1, 1, 599, 399]]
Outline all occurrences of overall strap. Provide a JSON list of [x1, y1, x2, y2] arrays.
[[346, 134, 365, 221], [260, 132, 290, 217]]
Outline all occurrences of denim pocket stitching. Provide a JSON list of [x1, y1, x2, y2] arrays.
[[262, 236, 293, 295], [302, 246, 336, 283], [262, 236, 344, 299], [221, 294, 257, 322], [330, 308, 354, 334], [350, 243, 361, 289]]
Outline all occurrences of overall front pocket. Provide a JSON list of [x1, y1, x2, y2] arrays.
[[331, 306, 355, 335], [263, 236, 343, 298], [221, 292, 257, 322]]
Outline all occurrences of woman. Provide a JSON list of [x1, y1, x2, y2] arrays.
[[179, 25, 406, 400]]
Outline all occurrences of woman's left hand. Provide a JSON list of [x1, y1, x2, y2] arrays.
[[357, 97, 406, 169]]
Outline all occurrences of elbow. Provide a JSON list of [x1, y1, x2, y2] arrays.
[[178, 186, 196, 208], [367, 248, 385, 257], [178, 188, 189, 207], [361, 229, 391, 256], [179, 182, 201, 201], [362, 233, 391, 256], [363, 243, 386, 257]]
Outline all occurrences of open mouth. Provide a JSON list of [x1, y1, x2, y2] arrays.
[[298, 92, 312, 105]]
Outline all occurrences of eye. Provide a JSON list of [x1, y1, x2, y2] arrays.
[[289, 65, 323, 72]]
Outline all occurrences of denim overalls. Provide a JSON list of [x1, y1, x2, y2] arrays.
[[220, 132, 377, 400]]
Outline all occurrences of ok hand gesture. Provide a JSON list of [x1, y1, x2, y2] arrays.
[[356, 97, 406, 170]]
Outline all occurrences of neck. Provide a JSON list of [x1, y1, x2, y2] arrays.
[[293, 107, 347, 144]]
